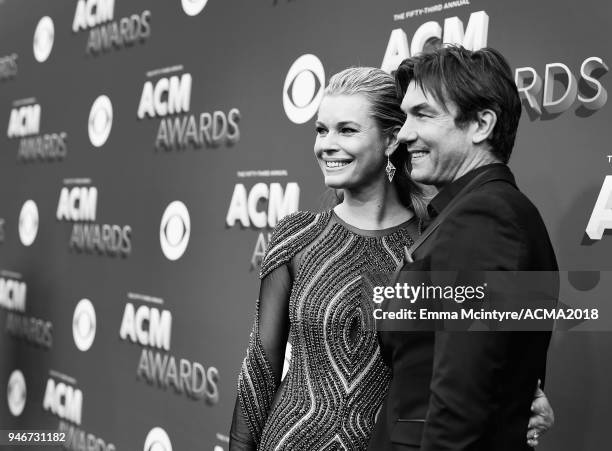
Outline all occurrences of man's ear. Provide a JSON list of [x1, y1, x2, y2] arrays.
[[385, 126, 401, 156], [472, 109, 497, 145]]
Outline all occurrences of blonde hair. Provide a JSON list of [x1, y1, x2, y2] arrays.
[[324, 67, 430, 218]]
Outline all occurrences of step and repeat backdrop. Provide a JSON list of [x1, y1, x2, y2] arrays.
[[1, 0, 611, 450]]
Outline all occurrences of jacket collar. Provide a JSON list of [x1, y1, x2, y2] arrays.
[[427, 163, 516, 218]]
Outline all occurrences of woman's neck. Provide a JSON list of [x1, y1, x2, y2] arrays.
[[334, 180, 413, 230]]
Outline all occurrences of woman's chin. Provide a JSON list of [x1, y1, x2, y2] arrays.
[[323, 176, 349, 190]]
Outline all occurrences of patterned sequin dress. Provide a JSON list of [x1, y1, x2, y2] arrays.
[[231, 210, 417, 451]]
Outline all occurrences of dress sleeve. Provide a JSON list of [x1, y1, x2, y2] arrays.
[[229, 211, 320, 450], [229, 264, 291, 449]]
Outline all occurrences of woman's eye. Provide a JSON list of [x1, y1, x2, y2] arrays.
[[315, 127, 327, 135], [341, 127, 357, 134]]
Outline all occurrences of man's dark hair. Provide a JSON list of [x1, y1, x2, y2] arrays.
[[395, 46, 521, 163]]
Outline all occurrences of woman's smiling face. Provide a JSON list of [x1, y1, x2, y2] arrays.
[[314, 94, 389, 191]]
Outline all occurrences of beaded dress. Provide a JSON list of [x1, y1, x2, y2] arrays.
[[229, 210, 417, 451]]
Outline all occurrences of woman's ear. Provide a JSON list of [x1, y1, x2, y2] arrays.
[[385, 126, 401, 157], [472, 109, 497, 145]]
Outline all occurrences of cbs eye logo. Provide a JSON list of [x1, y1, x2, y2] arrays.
[[7, 369, 27, 417], [19, 200, 39, 247], [144, 427, 172, 451], [89, 95, 113, 147], [160, 201, 191, 261], [33, 16, 54, 63], [181, 0, 209, 16], [73, 298, 96, 352], [283, 54, 325, 124]]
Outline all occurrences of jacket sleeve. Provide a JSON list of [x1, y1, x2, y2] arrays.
[[420, 193, 527, 451]]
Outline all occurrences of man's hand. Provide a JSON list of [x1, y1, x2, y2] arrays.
[[527, 380, 554, 448]]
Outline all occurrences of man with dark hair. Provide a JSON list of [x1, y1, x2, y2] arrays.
[[369, 46, 558, 450]]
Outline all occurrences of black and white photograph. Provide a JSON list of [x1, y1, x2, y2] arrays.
[[0, 1, 610, 450]]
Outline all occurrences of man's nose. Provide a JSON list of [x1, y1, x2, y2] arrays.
[[397, 121, 417, 144]]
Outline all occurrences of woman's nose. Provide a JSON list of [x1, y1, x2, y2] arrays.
[[316, 132, 340, 153]]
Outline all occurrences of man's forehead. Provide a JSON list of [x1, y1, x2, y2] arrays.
[[401, 81, 441, 110], [402, 81, 437, 109]]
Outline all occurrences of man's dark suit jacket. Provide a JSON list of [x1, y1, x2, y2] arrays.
[[368, 163, 558, 451]]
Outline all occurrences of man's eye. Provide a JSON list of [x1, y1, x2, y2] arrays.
[[341, 127, 357, 133], [315, 127, 327, 135]]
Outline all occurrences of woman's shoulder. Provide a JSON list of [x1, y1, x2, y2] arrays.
[[270, 210, 327, 237], [260, 210, 331, 278]]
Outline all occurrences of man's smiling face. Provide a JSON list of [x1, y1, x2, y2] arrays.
[[397, 81, 476, 189]]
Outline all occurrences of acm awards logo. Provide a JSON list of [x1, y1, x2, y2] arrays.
[[2, 271, 53, 349], [7, 99, 68, 163], [56, 179, 132, 257], [44, 371, 116, 450], [160, 201, 190, 261], [515, 56, 608, 119], [33, 16, 54, 63], [73, 298, 96, 351], [137, 67, 241, 151], [19, 200, 39, 246], [144, 427, 172, 451], [7, 369, 26, 417], [0, 53, 18, 81], [181, 0, 208, 16], [381, 10, 488, 72], [88, 95, 113, 147], [118, 293, 220, 404], [43, 374, 83, 425], [226, 180, 300, 267], [72, 0, 151, 54], [283, 54, 325, 124]]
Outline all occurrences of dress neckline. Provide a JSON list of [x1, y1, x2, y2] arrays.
[[330, 209, 416, 238]]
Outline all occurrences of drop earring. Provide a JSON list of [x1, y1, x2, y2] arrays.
[[385, 154, 396, 182]]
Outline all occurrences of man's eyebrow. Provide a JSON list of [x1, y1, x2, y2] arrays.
[[408, 103, 434, 113]]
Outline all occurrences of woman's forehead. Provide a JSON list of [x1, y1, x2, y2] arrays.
[[317, 94, 375, 123]]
